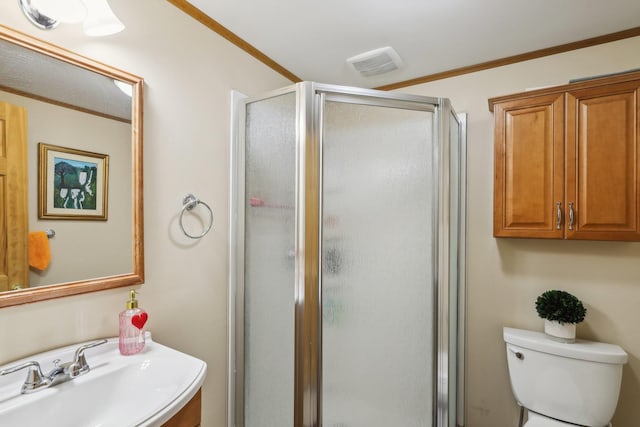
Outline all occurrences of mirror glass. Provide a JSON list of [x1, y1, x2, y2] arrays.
[[0, 25, 143, 308]]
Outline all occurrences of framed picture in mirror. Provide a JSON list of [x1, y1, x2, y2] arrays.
[[38, 143, 109, 220]]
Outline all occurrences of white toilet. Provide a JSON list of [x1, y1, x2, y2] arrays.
[[503, 327, 628, 427]]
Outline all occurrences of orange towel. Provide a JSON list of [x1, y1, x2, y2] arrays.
[[29, 231, 51, 270]]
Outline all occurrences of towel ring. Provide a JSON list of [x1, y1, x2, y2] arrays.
[[179, 193, 213, 239]]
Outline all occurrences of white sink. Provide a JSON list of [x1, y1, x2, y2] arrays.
[[0, 335, 206, 426]]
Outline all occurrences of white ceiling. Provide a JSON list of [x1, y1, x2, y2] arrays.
[[187, 0, 640, 88]]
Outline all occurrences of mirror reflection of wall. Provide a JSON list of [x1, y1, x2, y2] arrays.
[[1, 89, 133, 287]]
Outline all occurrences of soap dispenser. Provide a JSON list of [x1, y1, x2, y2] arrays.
[[119, 289, 148, 355]]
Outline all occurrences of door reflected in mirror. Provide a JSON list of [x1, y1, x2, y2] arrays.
[[0, 24, 143, 307]]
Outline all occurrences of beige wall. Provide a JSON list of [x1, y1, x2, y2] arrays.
[[0, 1, 290, 426], [403, 37, 640, 427], [2, 2, 640, 427]]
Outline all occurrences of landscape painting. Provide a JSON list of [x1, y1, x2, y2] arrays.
[[38, 143, 109, 220]]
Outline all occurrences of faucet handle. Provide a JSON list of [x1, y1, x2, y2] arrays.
[[68, 339, 108, 378], [0, 361, 50, 394]]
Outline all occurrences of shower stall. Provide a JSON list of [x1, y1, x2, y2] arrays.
[[229, 82, 466, 427]]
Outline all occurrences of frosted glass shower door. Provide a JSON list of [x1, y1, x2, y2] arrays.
[[321, 100, 435, 426], [241, 91, 297, 427], [233, 83, 463, 427]]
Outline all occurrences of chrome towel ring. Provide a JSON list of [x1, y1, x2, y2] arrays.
[[179, 193, 213, 239]]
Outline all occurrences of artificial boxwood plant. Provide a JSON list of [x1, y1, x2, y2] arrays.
[[535, 290, 587, 324]]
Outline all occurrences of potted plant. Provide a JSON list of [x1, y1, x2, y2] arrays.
[[535, 290, 587, 342]]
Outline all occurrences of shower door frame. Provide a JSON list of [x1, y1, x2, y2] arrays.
[[229, 82, 466, 427]]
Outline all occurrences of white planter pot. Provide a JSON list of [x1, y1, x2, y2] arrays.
[[544, 319, 576, 342]]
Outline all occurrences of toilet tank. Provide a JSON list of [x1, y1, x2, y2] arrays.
[[503, 327, 628, 427]]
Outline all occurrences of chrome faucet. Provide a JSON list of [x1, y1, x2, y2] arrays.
[[0, 339, 107, 394]]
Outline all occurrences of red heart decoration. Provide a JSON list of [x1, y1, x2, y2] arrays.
[[131, 312, 148, 329]]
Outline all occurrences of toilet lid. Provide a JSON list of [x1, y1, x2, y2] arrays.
[[524, 411, 580, 427]]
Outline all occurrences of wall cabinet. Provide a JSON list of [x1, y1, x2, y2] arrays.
[[490, 72, 640, 240]]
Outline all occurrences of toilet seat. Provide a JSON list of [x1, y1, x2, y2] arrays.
[[524, 411, 612, 427]]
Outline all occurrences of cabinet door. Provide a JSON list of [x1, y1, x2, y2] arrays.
[[494, 94, 564, 238], [566, 80, 640, 241]]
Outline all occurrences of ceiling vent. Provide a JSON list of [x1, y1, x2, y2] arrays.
[[346, 47, 403, 77]]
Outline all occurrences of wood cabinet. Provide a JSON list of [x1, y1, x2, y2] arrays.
[[162, 389, 202, 427], [490, 71, 640, 240]]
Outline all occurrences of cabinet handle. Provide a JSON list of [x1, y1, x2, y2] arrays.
[[568, 202, 574, 231], [556, 202, 562, 230]]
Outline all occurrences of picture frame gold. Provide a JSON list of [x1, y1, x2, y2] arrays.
[[38, 143, 109, 220]]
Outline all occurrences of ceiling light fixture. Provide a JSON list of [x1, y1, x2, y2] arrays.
[[18, 0, 125, 36], [18, 0, 58, 30], [31, 0, 86, 23], [113, 79, 133, 97], [81, 0, 124, 37]]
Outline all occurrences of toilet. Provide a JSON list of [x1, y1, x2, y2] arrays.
[[503, 327, 628, 427]]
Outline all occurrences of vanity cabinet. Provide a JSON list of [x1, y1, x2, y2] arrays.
[[162, 389, 202, 427], [490, 72, 640, 240]]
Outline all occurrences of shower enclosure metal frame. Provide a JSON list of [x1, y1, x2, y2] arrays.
[[229, 82, 466, 427]]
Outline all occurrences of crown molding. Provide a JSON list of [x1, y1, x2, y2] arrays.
[[375, 26, 640, 91], [167, 0, 302, 83], [168, 2, 640, 91]]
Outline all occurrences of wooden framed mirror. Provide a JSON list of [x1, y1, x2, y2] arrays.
[[0, 24, 143, 308]]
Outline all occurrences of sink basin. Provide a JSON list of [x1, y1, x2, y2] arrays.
[[0, 335, 206, 426]]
